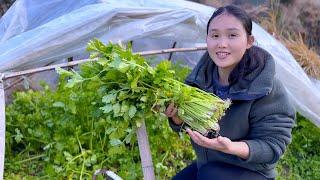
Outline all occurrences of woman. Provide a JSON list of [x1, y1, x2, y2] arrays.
[[165, 5, 295, 180]]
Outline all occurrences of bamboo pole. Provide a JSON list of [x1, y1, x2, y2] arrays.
[[138, 46, 206, 56], [2, 46, 207, 80], [136, 120, 155, 180], [0, 76, 5, 180], [3, 59, 91, 80]]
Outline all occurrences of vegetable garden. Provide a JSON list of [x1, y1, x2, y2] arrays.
[[1, 1, 320, 179], [3, 40, 229, 179], [2, 40, 320, 180]]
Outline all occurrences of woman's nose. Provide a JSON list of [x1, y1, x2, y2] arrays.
[[217, 38, 228, 48]]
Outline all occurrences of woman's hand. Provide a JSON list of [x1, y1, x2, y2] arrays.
[[186, 128, 232, 152], [186, 128, 249, 159], [164, 102, 183, 125]]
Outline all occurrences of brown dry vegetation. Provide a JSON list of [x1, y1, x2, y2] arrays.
[[283, 34, 320, 79], [261, 0, 320, 79], [0, 0, 15, 17]]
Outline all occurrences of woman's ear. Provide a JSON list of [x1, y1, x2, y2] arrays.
[[246, 35, 255, 49]]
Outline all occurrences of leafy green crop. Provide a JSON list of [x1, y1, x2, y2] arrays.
[[58, 39, 230, 134], [277, 114, 320, 180], [4, 40, 200, 179], [5, 39, 319, 180]]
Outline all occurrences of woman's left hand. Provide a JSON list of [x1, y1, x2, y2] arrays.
[[186, 128, 232, 154]]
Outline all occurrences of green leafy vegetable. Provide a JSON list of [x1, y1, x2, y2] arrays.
[[5, 39, 230, 179], [63, 39, 230, 134]]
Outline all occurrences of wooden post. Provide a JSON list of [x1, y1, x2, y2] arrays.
[[136, 120, 155, 180], [67, 57, 73, 71], [168, 42, 177, 61], [0, 74, 5, 179]]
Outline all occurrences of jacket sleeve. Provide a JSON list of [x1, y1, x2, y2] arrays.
[[168, 117, 186, 132], [243, 80, 296, 164]]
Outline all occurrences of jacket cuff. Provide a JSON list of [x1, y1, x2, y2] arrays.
[[240, 140, 274, 163]]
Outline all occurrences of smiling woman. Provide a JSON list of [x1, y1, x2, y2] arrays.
[[206, 13, 254, 86], [165, 5, 295, 180]]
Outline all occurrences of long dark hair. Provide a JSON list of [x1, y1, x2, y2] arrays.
[[207, 5, 265, 88]]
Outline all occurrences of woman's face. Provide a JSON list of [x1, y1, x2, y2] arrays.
[[206, 14, 254, 72]]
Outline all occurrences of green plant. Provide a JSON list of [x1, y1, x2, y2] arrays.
[[5, 40, 320, 179], [4, 41, 200, 179], [277, 114, 320, 180]]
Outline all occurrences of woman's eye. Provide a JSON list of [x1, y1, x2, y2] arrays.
[[229, 34, 237, 38], [212, 34, 219, 38]]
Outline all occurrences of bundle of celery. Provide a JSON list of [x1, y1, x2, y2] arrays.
[[57, 39, 230, 135]]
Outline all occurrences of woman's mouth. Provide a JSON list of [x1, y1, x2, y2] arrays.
[[216, 52, 230, 59]]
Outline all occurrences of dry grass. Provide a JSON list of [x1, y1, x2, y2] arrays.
[[283, 34, 320, 79], [197, 0, 232, 8], [259, 6, 282, 39], [295, 1, 320, 51], [258, 0, 320, 79]]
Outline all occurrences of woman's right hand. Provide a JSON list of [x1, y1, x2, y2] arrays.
[[165, 102, 183, 125]]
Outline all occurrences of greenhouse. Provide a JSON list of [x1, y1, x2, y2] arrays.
[[0, 0, 319, 179]]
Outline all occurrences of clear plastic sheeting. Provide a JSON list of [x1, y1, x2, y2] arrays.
[[0, 0, 101, 42], [0, 0, 211, 72], [310, 77, 320, 91], [0, 0, 319, 126]]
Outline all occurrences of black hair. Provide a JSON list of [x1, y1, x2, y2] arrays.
[[206, 5, 252, 36], [206, 5, 265, 88]]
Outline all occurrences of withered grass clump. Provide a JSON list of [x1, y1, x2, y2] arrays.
[[283, 34, 320, 79]]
